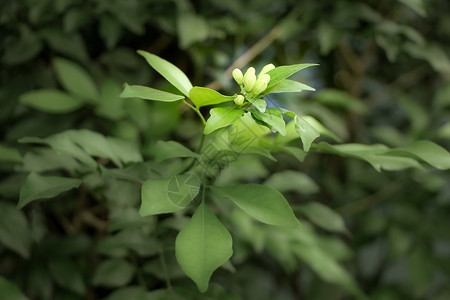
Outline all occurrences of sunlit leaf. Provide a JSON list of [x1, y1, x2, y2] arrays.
[[267, 79, 315, 94], [266, 63, 318, 89], [189, 87, 235, 108], [204, 107, 244, 134], [120, 83, 184, 102]]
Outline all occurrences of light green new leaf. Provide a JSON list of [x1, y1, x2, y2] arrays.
[[92, 259, 135, 287], [0, 277, 28, 300], [295, 116, 320, 152], [154, 140, 198, 162], [18, 172, 82, 209], [268, 79, 315, 94], [137, 50, 193, 97], [189, 87, 235, 108], [266, 63, 318, 89], [250, 108, 286, 136], [204, 107, 244, 134], [175, 202, 233, 292], [211, 184, 299, 226], [120, 83, 184, 102], [20, 89, 84, 113], [386, 140, 450, 170], [248, 98, 267, 113], [295, 202, 348, 234], [140, 174, 201, 216], [53, 57, 99, 102], [0, 202, 32, 258], [0, 145, 22, 163]]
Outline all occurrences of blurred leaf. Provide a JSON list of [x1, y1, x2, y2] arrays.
[[18, 172, 82, 209], [53, 57, 99, 103], [99, 14, 123, 50], [93, 259, 135, 287], [96, 77, 125, 120], [103, 286, 147, 300], [408, 248, 433, 297], [295, 202, 349, 234], [211, 184, 299, 226], [0, 145, 22, 163], [2, 26, 42, 65], [140, 174, 200, 216], [63, 9, 89, 33], [0, 202, 32, 257], [399, 0, 426, 16], [41, 28, 88, 61], [204, 107, 244, 134], [264, 170, 319, 194], [177, 13, 210, 49], [189, 87, 235, 108], [120, 83, 184, 102], [0, 277, 28, 300], [318, 21, 343, 55], [175, 202, 233, 292], [266, 64, 318, 90], [154, 140, 198, 162], [49, 259, 86, 294], [19, 89, 84, 113], [137, 50, 192, 97], [315, 89, 367, 114], [405, 42, 450, 74]]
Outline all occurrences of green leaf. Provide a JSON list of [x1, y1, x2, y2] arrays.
[[140, 174, 201, 216], [295, 202, 348, 234], [315, 89, 367, 114], [49, 259, 86, 295], [0, 277, 28, 300], [266, 63, 318, 89], [92, 259, 135, 287], [0, 145, 22, 163], [386, 140, 450, 170], [0, 202, 32, 258], [189, 87, 235, 108], [175, 202, 233, 292], [103, 286, 147, 300], [137, 50, 193, 97], [204, 107, 244, 134], [399, 0, 426, 17], [267, 79, 315, 94], [177, 13, 210, 49], [154, 140, 198, 162], [264, 170, 319, 194], [248, 98, 267, 113], [211, 184, 299, 226], [53, 57, 99, 102], [249, 108, 286, 136], [120, 83, 185, 102], [96, 77, 125, 120], [19, 89, 84, 113], [295, 116, 320, 152], [18, 172, 82, 209]]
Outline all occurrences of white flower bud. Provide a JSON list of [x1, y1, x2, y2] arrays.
[[259, 63, 275, 76], [232, 68, 243, 85], [243, 67, 256, 92], [234, 95, 245, 106], [252, 74, 271, 95]]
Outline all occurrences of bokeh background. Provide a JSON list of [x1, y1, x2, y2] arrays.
[[1, 0, 450, 299]]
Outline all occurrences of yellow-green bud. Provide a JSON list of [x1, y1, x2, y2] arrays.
[[232, 68, 243, 85], [234, 95, 245, 106], [252, 74, 271, 95], [243, 67, 256, 92], [259, 63, 275, 76]]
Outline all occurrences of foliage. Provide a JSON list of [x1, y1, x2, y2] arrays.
[[1, 0, 450, 299]]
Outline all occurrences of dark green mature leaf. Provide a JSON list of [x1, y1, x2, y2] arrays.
[[92, 259, 135, 287], [49, 259, 86, 294], [0, 277, 28, 300], [295, 202, 348, 234], [266, 63, 318, 89], [268, 79, 315, 94], [211, 184, 299, 226], [19, 89, 84, 113], [204, 107, 244, 134], [0, 202, 32, 257], [137, 50, 193, 97], [189, 87, 235, 108], [103, 286, 147, 300], [53, 57, 99, 103], [175, 202, 233, 292], [386, 140, 450, 170], [154, 140, 198, 162], [250, 108, 286, 136], [18, 172, 82, 209], [140, 174, 201, 216], [0, 145, 22, 163], [120, 83, 185, 102]]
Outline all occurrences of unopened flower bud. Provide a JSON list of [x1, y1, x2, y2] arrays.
[[232, 68, 243, 85], [252, 74, 271, 95], [243, 67, 256, 92], [259, 63, 275, 76], [234, 95, 245, 106]]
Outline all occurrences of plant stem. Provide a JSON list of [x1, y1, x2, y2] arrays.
[[183, 99, 206, 125]]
